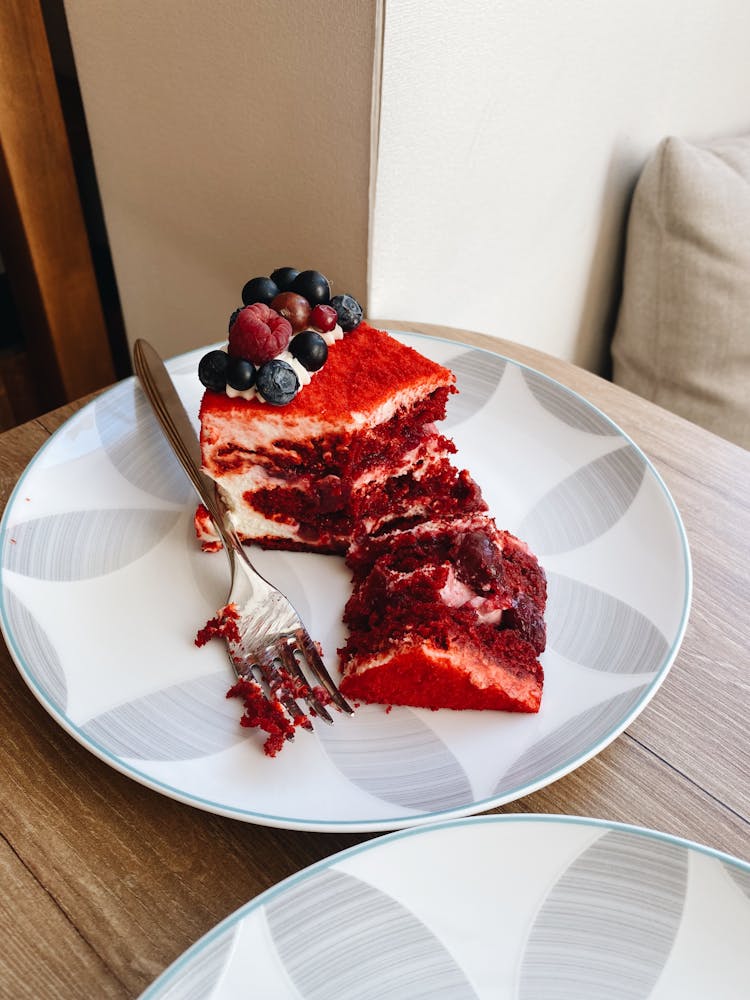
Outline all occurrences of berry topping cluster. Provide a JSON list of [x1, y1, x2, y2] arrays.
[[198, 267, 363, 405]]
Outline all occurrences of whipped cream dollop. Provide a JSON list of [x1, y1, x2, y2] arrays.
[[224, 324, 345, 403]]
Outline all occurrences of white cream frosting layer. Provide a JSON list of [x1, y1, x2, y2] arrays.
[[211, 437, 450, 496], [219, 489, 301, 541], [437, 566, 505, 624], [202, 379, 446, 455]]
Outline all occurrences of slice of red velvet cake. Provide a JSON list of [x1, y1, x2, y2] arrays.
[[196, 266, 546, 727], [339, 513, 545, 711], [199, 321, 486, 552]]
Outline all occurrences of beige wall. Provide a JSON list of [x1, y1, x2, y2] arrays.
[[64, 0, 377, 359]]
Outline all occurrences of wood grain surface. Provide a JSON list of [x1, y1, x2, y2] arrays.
[[1, 323, 748, 998]]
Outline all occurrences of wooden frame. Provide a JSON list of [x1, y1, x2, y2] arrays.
[[0, 0, 115, 421]]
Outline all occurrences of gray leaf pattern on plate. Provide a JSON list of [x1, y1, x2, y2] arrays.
[[4, 509, 180, 580], [521, 368, 617, 434], [266, 868, 478, 999], [149, 925, 236, 1000], [723, 862, 750, 900], [493, 686, 647, 796], [80, 672, 242, 760], [519, 828, 688, 998], [546, 572, 668, 674], [2, 588, 67, 712], [518, 444, 647, 555], [318, 708, 473, 811], [443, 349, 507, 428], [96, 380, 193, 504]]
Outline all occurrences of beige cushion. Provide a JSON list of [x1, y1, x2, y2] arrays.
[[611, 134, 750, 449]]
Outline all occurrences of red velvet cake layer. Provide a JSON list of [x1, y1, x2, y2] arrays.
[[338, 513, 546, 712], [338, 631, 544, 714]]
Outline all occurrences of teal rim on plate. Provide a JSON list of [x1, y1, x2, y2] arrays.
[[138, 814, 747, 999], [0, 331, 692, 832]]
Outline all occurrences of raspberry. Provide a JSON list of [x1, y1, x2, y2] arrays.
[[228, 303, 292, 365]]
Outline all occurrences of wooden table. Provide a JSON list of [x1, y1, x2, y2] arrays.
[[1, 322, 748, 998]]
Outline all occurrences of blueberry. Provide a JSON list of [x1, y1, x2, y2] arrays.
[[226, 356, 257, 391], [241, 275, 279, 306], [289, 330, 328, 371], [228, 306, 242, 332], [270, 266, 299, 292], [198, 350, 229, 391], [291, 269, 330, 306], [330, 293, 363, 331], [256, 359, 299, 405]]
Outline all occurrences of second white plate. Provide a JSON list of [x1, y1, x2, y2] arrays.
[[139, 815, 750, 999]]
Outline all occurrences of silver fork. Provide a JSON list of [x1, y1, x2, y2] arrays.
[[133, 338, 353, 731]]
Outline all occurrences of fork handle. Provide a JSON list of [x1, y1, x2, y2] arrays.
[[133, 339, 244, 561]]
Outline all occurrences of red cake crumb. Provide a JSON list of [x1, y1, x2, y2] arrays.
[[226, 678, 296, 757], [196, 605, 331, 753], [194, 603, 241, 647], [195, 504, 222, 552], [226, 662, 330, 755], [280, 672, 334, 716]]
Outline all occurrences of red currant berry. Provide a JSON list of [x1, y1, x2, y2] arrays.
[[309, 303, 337, 333]]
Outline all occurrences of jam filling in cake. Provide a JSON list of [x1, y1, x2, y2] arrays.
[[195, 266, 546, 749]]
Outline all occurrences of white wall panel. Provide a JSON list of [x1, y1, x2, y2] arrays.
[[369, 0, 750, 369]]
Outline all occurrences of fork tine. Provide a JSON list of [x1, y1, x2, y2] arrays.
[[295, 629, 354, 714], [256, 649, 314, 732], [225, 648, 296, 742], [277, 641, 334, 725]]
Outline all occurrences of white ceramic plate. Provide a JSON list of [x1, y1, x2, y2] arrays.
[[0, 332, 691, 832], [138, 814, 749, 999]]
